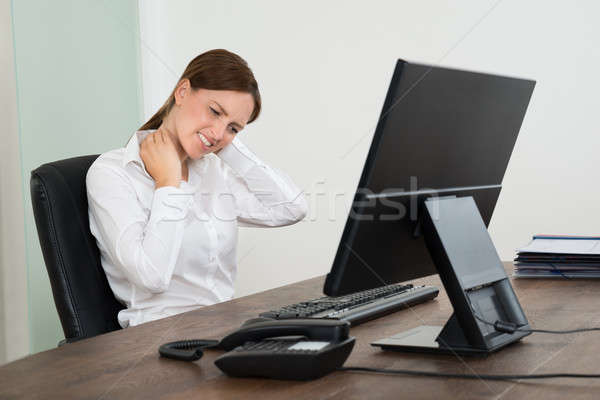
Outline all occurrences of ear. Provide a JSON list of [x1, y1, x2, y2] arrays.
[[174, 79, 191, 106]]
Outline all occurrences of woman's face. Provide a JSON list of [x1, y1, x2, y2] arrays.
[[172, 81, 254, 160]]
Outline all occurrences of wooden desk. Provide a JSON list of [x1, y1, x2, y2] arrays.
[[1, 262, 600, 399]]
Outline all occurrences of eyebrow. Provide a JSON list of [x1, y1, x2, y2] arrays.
[[213, 101, 244, 131]]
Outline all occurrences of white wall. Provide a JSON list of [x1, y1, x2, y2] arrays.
[[0, 0, 29, 363], [138, 0, 600, 297]]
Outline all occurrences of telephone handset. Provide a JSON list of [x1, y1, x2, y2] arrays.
[[159, 318, 355, 380]]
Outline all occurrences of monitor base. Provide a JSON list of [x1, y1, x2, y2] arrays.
[[372, 325, 490, 357]]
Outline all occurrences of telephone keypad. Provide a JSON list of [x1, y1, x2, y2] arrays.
[[237, 340, 320, 354]]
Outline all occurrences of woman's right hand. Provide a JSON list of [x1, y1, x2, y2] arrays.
[[140, 129, 182, 188]]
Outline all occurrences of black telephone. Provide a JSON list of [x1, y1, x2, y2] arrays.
[[159, 318, 355, 380]]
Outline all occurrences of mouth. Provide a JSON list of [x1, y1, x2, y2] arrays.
[[196, 132, 215, 149]]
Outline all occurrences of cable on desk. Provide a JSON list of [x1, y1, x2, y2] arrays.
[[341, 313, 600, 382], [338, 366, 600, 381], [473, 314, 600, 335]]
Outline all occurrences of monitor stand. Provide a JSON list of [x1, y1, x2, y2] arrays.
[[372, 196, 531, 356]]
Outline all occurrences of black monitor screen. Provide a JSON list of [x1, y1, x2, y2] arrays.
[[324, 60, 535, 296]]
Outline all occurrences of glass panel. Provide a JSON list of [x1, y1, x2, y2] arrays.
[[12, 0, 143, 352]]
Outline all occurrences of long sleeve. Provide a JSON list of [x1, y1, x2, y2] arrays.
[[217, 137, 308, 227], [86, 164, 195, 293]]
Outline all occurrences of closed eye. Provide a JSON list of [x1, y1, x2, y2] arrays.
[[211, 105, 239, 133]]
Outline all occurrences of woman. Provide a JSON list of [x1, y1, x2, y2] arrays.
[[86, 49, 307, 328]]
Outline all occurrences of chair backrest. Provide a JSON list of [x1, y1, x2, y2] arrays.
[[30, 155, 124, 342]]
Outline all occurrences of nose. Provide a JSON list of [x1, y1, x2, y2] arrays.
[[212, 120, 227, 142], [214, 127, 225, 141]]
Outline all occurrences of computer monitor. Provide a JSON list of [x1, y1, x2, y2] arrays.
[[323, 60, 536, 355], [324, 60, 535, 297]]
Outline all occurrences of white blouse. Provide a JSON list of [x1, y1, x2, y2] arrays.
[[86, 130, 307, 328]]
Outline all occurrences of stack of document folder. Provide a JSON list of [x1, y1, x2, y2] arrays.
[[514, 235, 600, 278]]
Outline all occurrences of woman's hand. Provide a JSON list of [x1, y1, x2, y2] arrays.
[[140, 129, 182, 188]]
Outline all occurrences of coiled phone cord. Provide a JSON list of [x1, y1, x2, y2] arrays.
[[159, 339, 220, 361]]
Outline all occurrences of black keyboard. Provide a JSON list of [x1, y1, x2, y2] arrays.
[[259, 283, 439, 326]]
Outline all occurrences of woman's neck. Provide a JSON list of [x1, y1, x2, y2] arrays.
[[157, 113, 189, 165]]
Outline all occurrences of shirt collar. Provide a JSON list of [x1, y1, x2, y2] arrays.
[[122, 129, 156, 168], [121, 129, 208, 182]]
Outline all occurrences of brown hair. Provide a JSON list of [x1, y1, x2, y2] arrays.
[[139, 49, 261, 131]]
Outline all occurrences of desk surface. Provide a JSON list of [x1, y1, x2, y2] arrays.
[[1, 262, 600, 399]]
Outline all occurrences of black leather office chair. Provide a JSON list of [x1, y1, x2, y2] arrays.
[[30, 155, 124, 344]]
